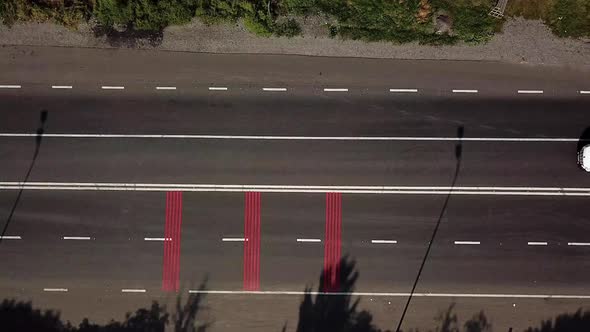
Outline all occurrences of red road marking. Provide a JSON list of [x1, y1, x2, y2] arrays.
[[243, 192, 261, 291], [324, 192, 342, 292], [162, 191, 182, 292]]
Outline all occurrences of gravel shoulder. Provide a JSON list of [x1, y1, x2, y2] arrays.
[[0, 16, 588, 67]]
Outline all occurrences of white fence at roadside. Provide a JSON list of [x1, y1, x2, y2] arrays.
[[490, 0, 508, 18]]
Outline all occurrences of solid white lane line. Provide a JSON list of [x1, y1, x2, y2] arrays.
[[209, 87, 228, 91], [2, 182, 590, 196], [144, 237, 169, 241], [52, 85, 73, 89], [297, 238, 321, 243], [371, 240, 397, 244], [0, 235, 22, 240], [568, 242, 590, 246], [0, 85, 21, 89], [187, 289, 590, 299], [156, 86, 176, 90], [63, 236, 91, 240], [222, 237, 246, 242], [517, 90, 544, 94], [0, 133, 581, 142], [389, 88, 418, 93], [12, 183, 590, 190], [580, 91, 590, 94], [452, 89, 478, 93], [323, 88, 348, 92], [43, 288, 68, 292], [101, 86, 125, 90], [454, 241, 480, 245], [122, 289, 146, 293], [527, 241, 548, 246], [262, 87, 287, 92]]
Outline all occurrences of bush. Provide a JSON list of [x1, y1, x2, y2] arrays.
[[306, 0, 434, 43], [243, 14, 272, 36], [452, 4, 496, 44], [94, 0, 198, 32], [284, 0, 317, 15], [1, 0, 89, 27], [274, 18, 301, 37], [195, 0, 254, 23]]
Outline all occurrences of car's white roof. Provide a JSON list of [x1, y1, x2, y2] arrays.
[[583, 145, 590, 171]]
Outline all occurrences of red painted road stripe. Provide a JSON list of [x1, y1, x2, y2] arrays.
[[162, 191, 182, 292], [162, 193, 171, 291], [243, 192, 261, 291], [324, 192, 342, 292]]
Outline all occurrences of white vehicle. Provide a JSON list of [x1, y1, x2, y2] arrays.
[[579, 144, 590, 172]]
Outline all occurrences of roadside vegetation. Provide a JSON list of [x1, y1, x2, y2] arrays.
[[1, 0, 588, 44], [507, 0, 590, 38]]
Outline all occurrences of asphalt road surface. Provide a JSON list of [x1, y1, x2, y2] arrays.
[[0, 45, 590, 331]]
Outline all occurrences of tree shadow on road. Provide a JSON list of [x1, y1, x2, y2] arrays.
[[403, 304, 490, 332], [0, 281, 210, 332], [290, 256, 490, 332], [525, 309, 590, 332], [293, 256, 386, 332]]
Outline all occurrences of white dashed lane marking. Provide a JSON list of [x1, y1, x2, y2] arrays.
[[517, 90, 544, 94], [209, 87, 228, 91], [371, 240, 398, 244], [389, 88, 418, 93], [101, 86, 125, 90], [0, 235, 21, 240], [0, 85, 21, 89], [62, 236, 91, 240], [568, 242, 590, 246], [222, 238, 246, 242], [527, 242, 548, 246], [52, 85, 73, 89], [452, 89, 478, 93], [144, 237, 169, 241], [262, 87, 287, 92], [121, 289, 147, 293], [323, 88, 349, 92], [43, 288, 68, 292], [297, 238, 321, 243], [454, 241, 480, 245], [580, 91, 590, 94], [156, 86, 176, 90]]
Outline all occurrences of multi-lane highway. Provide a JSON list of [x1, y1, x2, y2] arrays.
[[1, 45, 590, 331]]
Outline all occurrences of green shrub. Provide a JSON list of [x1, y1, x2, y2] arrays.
[[243, 14, 272, 36], [285, 0, 317, 15], [306, 0, 435, 43], [94, 0, 129, 28], [274, 18, 301, 37], [547, 0, 590, 38], [94, 0, 198, 31], [452, 4, 495, 44], [196, 0, 247, 23], [1, 0, 89, 27]]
